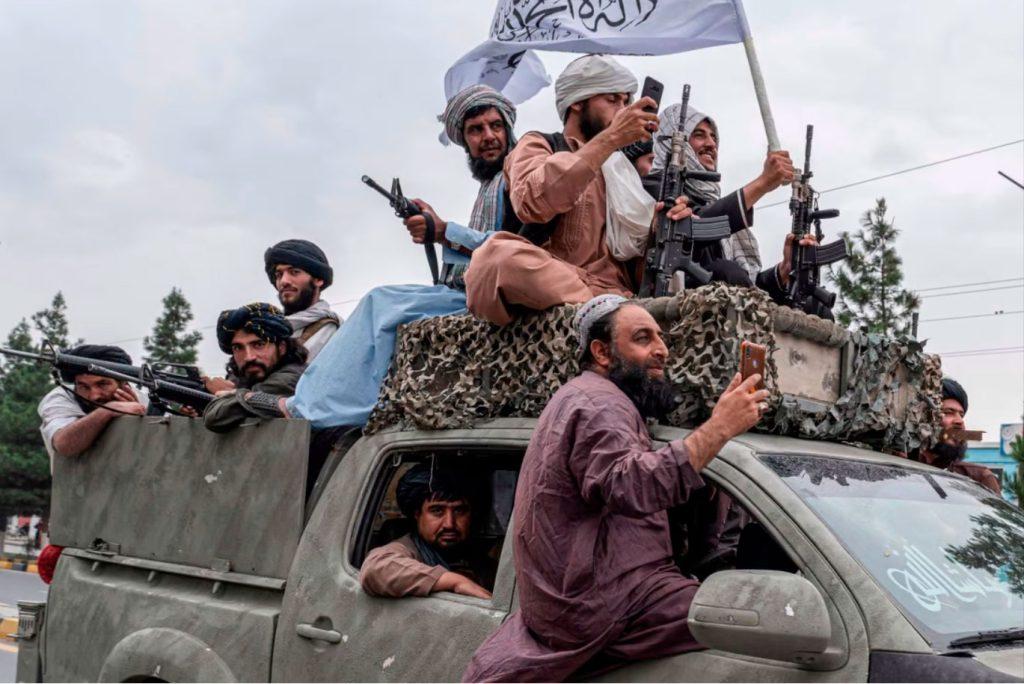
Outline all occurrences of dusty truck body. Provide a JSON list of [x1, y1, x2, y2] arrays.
[[16, 413, 1024, 682]]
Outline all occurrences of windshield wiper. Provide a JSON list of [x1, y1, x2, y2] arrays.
[[948, 627, 1024, 648]]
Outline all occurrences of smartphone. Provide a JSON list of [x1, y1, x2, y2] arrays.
[[739, 341, 767, 392], [640, 76, 664, 114]]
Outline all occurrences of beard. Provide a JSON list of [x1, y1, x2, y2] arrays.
[[278, 282, 316, 315], [579, 101, 606, 142], [466, 150, 507, 182], [931, 441, 968, 469], [607, 357, 679, 421]]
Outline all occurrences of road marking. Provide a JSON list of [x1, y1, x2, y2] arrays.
[[0, 641, 17, 653]]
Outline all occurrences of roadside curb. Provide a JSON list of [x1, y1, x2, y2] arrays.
[[0, 559, 38, 574], [0, 616, 17, 641]]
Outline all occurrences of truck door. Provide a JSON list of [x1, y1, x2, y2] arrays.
[[273, 424, 529, 682]]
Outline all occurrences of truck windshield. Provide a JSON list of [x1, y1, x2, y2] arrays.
[[761, 453, 1024, 650]]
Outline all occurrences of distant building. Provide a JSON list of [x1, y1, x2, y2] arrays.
[[966, 422, 1023, 501]]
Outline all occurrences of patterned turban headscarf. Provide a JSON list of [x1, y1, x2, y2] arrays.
[[574, 294, 630, 351], [555, 54, 638, 122], [216, 303, 293, 354], [439, 84, 517, 149]]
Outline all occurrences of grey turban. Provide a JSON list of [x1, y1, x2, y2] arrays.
[[574, 294, 630, 351], [555, 54, 638, 122], [439, 84, 517, 149]]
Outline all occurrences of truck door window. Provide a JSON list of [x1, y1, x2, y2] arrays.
[[669, 475, 797, 580], [352, 450, 521, 594]]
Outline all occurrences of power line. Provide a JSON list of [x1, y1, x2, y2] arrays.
[[919, 284, 1024, 299], [920, 309, 1024, 323], [937, 346, 1024, 357], [915, 277, 1024, 293], [102, 297, 360, 346], [763, 139, 1024, 208]]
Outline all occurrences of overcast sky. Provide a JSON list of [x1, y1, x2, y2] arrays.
[[1, 1, 1021, 440]]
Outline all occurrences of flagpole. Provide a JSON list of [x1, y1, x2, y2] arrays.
[[733, 1, 781, 152]]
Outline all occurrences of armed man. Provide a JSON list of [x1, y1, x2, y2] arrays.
[[281, 85, 520, 430], [36, 344, 148, 463], [464, 295, 769, 681], [360, 463, 493, 600], [651, 101, 794, 284], [464, 55, 705, 325], [202, 303, 306, 433], [911, 378, 1001, 495], [264, 239, 341, 361]]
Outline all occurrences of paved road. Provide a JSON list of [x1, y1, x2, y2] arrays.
[[0, 569, 48, 683]]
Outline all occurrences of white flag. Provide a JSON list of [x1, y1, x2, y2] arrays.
[[445, 0, 751, 103]]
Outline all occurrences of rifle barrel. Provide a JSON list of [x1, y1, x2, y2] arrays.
[[0, 347, 49, 363], [361, 175, 396, 202], [804, 124, 814, 177]]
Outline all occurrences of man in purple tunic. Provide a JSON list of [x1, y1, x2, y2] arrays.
[[464, 295, 769, 682]]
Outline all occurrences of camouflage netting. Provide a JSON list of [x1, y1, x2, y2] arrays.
[[366, 283, 943, 451]]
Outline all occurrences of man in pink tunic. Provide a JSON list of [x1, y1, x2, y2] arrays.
[[464, 295, 769, 682]]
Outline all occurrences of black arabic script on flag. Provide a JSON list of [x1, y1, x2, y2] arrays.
[[491, 0, 660, 42]]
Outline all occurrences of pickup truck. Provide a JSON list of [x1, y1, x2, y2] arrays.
[[16, 415, 1024, 682]]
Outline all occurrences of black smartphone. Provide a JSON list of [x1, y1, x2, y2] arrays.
[[640, 76, 663, 114]]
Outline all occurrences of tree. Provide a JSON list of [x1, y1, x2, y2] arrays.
[[1002, 434, 1024, 507], [0, 292, 74, 519], [829, 198, 920, 336], [143, 287, 202, 364]]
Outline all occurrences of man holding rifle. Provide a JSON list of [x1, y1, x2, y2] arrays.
[[281, 84, 519, 430], [37, 344, 148, 463]]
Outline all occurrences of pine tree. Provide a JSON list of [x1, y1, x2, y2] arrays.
[[0, 292, 74, 518], [829, 198, 920, 336], [1002, 434, 1024, 507], [31, 291, 71, 350], [143, 287, 202, 364]]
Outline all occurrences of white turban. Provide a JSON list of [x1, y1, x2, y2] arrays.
[[554, 55, 638, 122]]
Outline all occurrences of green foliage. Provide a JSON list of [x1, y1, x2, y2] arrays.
[[829, 198, 920, 336], [1002, 434, 1024, 507], [0, 292, 74, 517], [143, 287, 202, 364]]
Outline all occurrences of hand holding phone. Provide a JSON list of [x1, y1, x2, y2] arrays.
[[739, 341, 767, 393], [640, 76, 664, 114]]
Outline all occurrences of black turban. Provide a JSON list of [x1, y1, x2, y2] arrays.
[[59, 344, 132, 383], [941, 377, 968, 414], [216, 303, 292, 354], [395, 462, 472, 519], [264, 239, 333, 289], [621, 138, 653, 163]]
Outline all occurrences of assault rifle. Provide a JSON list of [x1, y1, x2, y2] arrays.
[[638, 84, 732, 297], [361, 175, 439, 285], [0, 344, 214, 413], [787, 125, 848, 311]]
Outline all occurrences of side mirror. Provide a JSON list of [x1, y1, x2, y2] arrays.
[[688, 570, 831, 666]]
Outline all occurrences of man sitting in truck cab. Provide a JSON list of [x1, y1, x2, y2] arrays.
[[911, 377, 1001, 496], [360, 462, 493, 600], [203, 303, 307, 433], [37, 344, 148, 464]]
